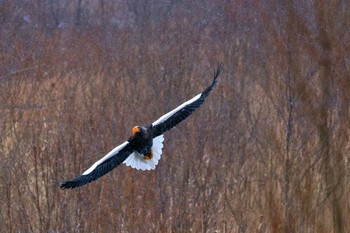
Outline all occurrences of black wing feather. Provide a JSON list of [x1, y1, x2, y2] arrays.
[[60, 144, 133, 189], [153, 64, 222, 137]]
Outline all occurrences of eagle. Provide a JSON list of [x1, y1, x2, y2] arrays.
[[60, 65, 222, 189]]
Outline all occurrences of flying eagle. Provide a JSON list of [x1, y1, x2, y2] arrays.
[[60, 65, 222, 189]]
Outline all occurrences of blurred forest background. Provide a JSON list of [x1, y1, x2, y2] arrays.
[[1, 0, 349, 232]]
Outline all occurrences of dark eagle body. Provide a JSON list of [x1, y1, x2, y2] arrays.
[[60, 65, 222, 189], [128, 125, 153, 159]]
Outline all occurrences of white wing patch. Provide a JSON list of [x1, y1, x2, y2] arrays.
[[82, 141, 129, 175], [152, 93, 202, 126], [123, 135, 164, 171]]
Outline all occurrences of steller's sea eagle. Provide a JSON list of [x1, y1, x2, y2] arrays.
[[60, 64, 222, 189]]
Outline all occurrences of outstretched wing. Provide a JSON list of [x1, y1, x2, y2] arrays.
[[60, 141, 133, 189], [152, 64, 222, 138]]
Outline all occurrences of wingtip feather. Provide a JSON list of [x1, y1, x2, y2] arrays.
[[202, 63, 223, 97], [212, 63, 223, 85]]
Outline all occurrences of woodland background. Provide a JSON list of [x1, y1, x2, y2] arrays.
[[1, 0, 349, 232]]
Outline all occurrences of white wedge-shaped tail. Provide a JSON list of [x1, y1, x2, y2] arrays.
[[123, 135, 164, 170]]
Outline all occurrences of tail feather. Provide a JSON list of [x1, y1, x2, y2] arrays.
[[123, 135, 164, 170]]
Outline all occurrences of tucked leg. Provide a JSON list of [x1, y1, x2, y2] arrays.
[[144, 150, 153, 160]]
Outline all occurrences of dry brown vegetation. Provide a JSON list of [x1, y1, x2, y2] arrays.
[[1, 0, 349, 232]]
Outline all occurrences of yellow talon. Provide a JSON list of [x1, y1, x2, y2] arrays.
[[144, 151, 153, 160]]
